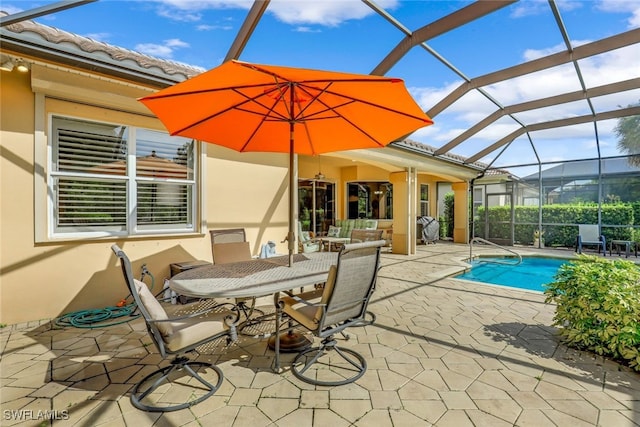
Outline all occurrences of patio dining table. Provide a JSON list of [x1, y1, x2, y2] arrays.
[[169, 251, 338, 371]]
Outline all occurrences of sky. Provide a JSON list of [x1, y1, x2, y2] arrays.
[[3, 0, 640, 175]]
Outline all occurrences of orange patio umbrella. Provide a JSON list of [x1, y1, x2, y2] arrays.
[[139, 60, 433, 265]]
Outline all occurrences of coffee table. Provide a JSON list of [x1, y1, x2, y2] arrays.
[[608, 240, 638, 258], [319, 236, 350, 252]]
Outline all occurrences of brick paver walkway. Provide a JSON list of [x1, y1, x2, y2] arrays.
[[1, 243, 639, 426]]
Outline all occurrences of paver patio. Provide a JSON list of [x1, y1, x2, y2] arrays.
[[1, 243, 639, 426]]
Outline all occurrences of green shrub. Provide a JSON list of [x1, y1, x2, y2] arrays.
[[545, 255, 640, 371], [476, 203, 636, 246], [443, 192, 454, 238]]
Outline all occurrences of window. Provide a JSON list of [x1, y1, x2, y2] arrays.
[[299, 179, 335, 235], [347, 182, 392, 219], [420, 184, 429, 216], [50, 116, 196, 237]]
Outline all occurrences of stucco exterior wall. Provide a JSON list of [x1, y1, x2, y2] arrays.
[[0, 63, 294, 325], [0, 59, 473, 326]]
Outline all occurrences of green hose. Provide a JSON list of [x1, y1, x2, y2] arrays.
[[55, 304, 139, 328], [55, 267, 155, 329]]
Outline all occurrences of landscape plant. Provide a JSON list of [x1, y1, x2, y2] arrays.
[[544, 255, 640, 371]]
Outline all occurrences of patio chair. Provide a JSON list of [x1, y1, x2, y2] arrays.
[[298, 222, 322, 253], [210, 228, 263, 321], [111, 244, 236, 412], [576, 224, 606, 255], [275, 239, 385, 386]]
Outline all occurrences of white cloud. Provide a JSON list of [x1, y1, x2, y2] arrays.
[[267, 0, 399, 27], [135, 39, 190, 58], [410, 36, 639, 169], [197, 23, 233, 31], [83, 32, 111, 42], [511, 0, 583, 18], [157, 0, 253, 9], [295, 26, 321, 33], [596, 0, 640, 28], [165, 38, 190, 48], [510, 0, 550, 18], [152, 0, 399, 26], [523, 42, 570, 61], [157, 7, 202, 22], [0, 4, 23, 14], [152, 0, 251, 22]]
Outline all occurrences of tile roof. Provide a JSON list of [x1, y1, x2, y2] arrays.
[[0, 11, 202, 84]]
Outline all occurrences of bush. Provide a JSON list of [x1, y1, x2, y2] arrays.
[[545, 255, 640, 371], [475, 203, 635, 246]]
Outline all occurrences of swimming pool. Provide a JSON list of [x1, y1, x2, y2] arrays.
[[455, 257, 569, 292]]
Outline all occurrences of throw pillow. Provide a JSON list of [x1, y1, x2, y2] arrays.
[[327, 226, 341, 237]]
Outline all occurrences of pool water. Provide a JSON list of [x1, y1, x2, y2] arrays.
[[455, 257, 569, 292]]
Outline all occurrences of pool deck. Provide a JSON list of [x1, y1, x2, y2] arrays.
[[1, 243, 639, 426]]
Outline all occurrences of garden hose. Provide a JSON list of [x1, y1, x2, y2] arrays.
[[55, 265, 154, 329]]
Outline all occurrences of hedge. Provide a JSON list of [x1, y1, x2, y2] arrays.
[[475, 204, 635, 247]]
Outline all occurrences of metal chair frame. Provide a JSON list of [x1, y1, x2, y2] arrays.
[[576, 224, 606, 255], [275, 240, 384, 386], [209, 228, 270, 335], [112, 244, 235, 412]]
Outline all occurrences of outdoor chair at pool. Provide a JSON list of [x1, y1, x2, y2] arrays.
[[112, 244, 236, 412], [274, 240, 385, 385], [576, 224, 606, 255]]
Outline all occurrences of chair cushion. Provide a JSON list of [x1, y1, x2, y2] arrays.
[[212, 241, 252, 264], [282, 265, 337, 330], [339, 221, 354, 239], [327, 226, 341, 237], [133, 279, 173, 338], [364, 220, 378, 230], [164, 312, 229, 352], [302, 241, 321, 253]]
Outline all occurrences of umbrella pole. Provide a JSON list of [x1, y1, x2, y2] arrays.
[[288, 124, 295, 267]]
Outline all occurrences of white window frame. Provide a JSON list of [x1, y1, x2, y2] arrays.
[[47, 114, 198, 239], [420, 184, 430, 217]]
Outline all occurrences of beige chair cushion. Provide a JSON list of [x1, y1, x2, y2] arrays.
[[133, 279, 173, 338], [164, 311, 229, 352], [212, 241, 251, 264], [282, 265, 337, 330]]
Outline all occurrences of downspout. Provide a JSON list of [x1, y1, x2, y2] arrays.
[[469, 171, 485, 241]]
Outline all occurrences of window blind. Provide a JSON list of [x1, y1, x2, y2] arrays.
[[51, 116, 196, 236]]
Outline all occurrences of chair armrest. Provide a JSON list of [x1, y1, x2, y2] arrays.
[[281, 290, 325, 308], [162, 305, 235, 323]]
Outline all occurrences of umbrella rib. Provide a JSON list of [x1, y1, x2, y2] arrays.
[[297, 81, 432, 123], [169, 85, 292, 136], [293, 82, 430, 147]]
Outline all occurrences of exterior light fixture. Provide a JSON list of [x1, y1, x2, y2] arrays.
[[0, 59, 14, 72], [16, 62, 29, 73]]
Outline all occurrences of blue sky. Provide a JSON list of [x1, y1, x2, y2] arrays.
[[4, 0, 640, 173]]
